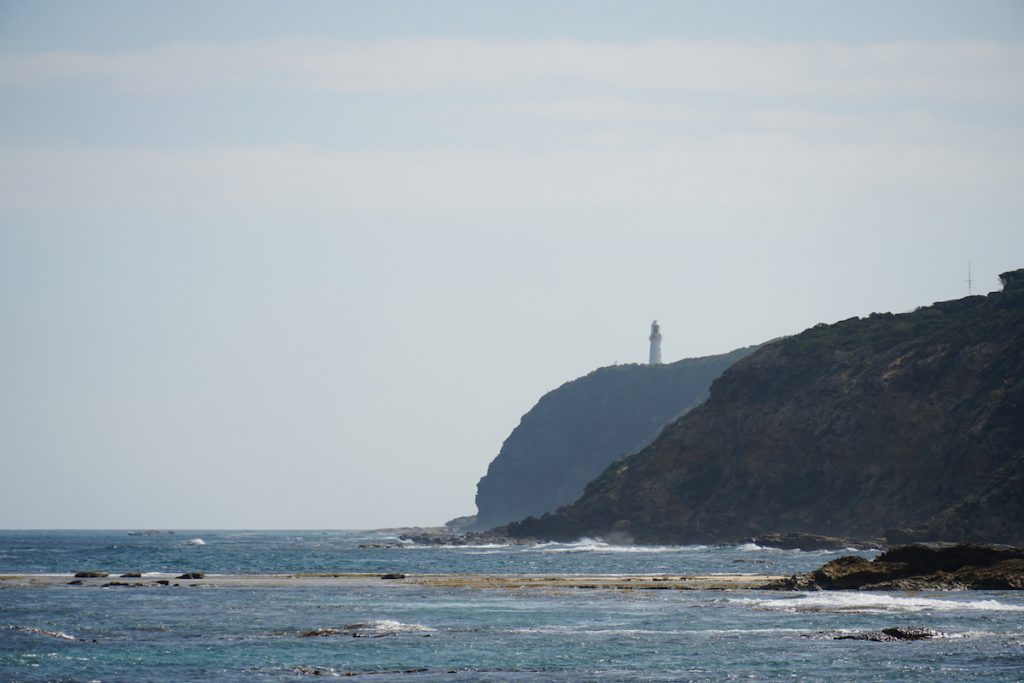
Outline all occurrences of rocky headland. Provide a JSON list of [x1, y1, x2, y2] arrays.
[[471, 346, 757, 529], [504, 269, 1024, 546]]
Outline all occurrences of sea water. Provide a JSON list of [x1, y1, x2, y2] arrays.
[[1, 530, 1022, 681]]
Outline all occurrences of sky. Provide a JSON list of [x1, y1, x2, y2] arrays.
[[1, 1, 1022, 529]]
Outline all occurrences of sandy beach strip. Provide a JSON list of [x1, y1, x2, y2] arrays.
[[0, 573, 782, 591]]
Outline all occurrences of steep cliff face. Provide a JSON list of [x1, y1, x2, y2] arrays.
[[471, 347, 756, 530], [507, 270, 1024, 545]]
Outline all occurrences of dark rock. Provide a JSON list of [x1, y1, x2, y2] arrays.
[[67, 579, 83, 585], [445, 514, 477, 534], [293, 665, 329, 676], [1001, 270, 1024, 291], [120, 572, 142, 578], [473, 346, 758, 530], [100, 581, 131, 587], [505, 271, 1024, 545], [155, 580, 170, 586], [770, 543, 1024, 590], [398, 529, 517, 546], [835, 626, 944, 642], [74, 571, 109, 578], [752, 532, 872, 551], [380, 573, 406, 580], [176, 572, 205, 579], [877, 543, 1023, 572], [301, 628, 342, 637]]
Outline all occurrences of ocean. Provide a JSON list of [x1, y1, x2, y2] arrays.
[[1, 530, 1022, 681]]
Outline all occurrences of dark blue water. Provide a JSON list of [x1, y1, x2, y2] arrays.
[[2, 531, 1022, 682], [0, 529, 878, 576]]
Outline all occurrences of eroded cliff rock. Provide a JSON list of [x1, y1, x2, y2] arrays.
[[506, 270, 1024, 544], [472, 347, 756, 530]]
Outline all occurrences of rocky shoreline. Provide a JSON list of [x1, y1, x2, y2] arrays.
[[0, 572, 781, 591], [769, 543, 1024, 590], [393, 529, 882, 551], [6, 543, 1020, 592]]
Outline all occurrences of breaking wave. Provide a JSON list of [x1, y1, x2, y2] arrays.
[[298, 620, 433, 638], [538, 539, 709, 554], [730, 593, 1024, 614], [3, 625, 76, 640]]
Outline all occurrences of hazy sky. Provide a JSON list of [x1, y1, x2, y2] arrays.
[[2, 1, 1022, 529]]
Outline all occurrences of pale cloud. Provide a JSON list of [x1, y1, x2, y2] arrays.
[[505, 96, 710, 123], [2, 38, 1022, 102], [2, 37, 1020, 224], [1, 121, 1017, 215]]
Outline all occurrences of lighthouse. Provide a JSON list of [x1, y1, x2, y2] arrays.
[[649, 320, 662, 365]]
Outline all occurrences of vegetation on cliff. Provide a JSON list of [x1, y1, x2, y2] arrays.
[[472, 347, 757, 529], [506, 270, 1024, 545]]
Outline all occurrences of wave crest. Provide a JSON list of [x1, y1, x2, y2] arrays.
[[731, 593, 1024, 614], [300, 620, 433, 638]]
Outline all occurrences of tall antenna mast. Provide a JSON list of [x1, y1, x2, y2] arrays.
[[967, 260, 975, 296]]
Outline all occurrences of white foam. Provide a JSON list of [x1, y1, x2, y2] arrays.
[[539, 538, 709, 554], [732, 592, 1024, 614], [303, 618, 432, 634], [5, 626, 76, 640], [356, 619, 432, 633], [403, 542, 515, 551], [735, 542, 766, 552], [730, 543, 881, 557], [186, 538, 206, 546]]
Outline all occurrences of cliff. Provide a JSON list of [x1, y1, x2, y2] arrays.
[[471, 347, 757, 530], [507, 269, 1024, 545]]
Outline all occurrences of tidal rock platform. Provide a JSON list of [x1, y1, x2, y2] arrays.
[[770, 543, 1024, 590]]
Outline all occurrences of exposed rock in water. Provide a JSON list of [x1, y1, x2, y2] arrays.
[[292, 665, 331, 676], [299, 621, 430, 638], [398, 529, 517, 546], [5, 626, 76, 640], [770, 543, 1024, 590], [176, 572, 205, 580], [380, 573, 406, 580], [472, 346, 757, 530], [834, 626, 945, 642], [506, 270, 1024, 545], [751, 532, 877, 551], [101, 581, 144, 587], [444, 515, 477, 534], [74, 571, 109, 578]]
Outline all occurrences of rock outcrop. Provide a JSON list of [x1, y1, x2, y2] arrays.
[[506, 270, 1024, 545], [750, 532, 876, 551], [471, 347, 757, 529], [833, 627, 945, 641], [771, 544, 1024, 590]]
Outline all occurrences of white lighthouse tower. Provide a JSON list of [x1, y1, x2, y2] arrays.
[[649, 320, 662, 365]]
